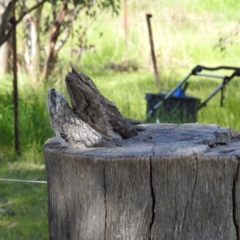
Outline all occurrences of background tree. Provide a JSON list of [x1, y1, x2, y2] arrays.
[[0, 0, 120, 80], [0, 0, 47, 73], [42, 0, 120, 79], [0, 0, 47, 46], [23, 1, 43, 82]]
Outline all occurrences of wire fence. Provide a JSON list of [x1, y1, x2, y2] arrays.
[[0, 178, 47, 184]]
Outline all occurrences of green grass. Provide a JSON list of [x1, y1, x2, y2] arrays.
[[1, 0, 240, 238], [0, 151, 47, 240]]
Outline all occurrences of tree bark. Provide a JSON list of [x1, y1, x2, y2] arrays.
[[43, 123, 240, 240], [24, 4, 43, 82], [0, 0, 47, 47], [0, 0, 12, 73], [42, 0, 68, 79], [0, 39, 11, 73]]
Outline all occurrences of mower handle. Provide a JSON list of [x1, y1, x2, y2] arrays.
[[145, 65, 240, 120], [192, 65, 240, 77]]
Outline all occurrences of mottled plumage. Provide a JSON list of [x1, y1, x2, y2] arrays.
[[65, 68, 142, 139], [46, 88, 118, 148]]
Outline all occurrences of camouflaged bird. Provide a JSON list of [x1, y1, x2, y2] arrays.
[[65, 68, 142, 139], [46, 88, 119, 148]]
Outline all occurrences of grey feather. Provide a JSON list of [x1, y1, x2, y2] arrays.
[[46, 88, 118, 149], [65, 69, 142, 139]]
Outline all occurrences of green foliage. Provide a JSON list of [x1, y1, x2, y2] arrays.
[[0, 75, 53, 151], [70, 0, 120, 12]]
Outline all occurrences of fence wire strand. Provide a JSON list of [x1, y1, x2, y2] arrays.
[[0, 178, 47, 184]]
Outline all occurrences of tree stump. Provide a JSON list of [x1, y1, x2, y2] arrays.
[[43, 123, 240, 240]]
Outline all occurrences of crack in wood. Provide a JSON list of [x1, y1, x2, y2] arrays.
[[135, 135, 157, 240], [60, 169, 70, 239], [148, 156, 156, 240], [191, 155, 198, 210], [103, 165, 107, 240], [181, 199, 189, 238], [233, 156, 240, 240]]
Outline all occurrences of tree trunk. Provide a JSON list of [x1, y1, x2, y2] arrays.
[[0, 0, 12, 73], [24, 4, 43, 83], [0, 39, 11, 73], [42, 0, 68, 79], [43, 123, 240, 240]]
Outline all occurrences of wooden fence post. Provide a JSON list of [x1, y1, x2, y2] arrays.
[[43, 123, 240, 240]]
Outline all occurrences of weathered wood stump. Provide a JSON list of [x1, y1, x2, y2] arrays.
[[43, 123, 240, 240]]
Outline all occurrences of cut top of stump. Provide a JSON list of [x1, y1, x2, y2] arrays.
[[43, 123, 240, 159]]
